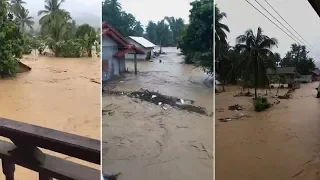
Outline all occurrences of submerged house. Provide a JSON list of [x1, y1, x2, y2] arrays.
[[125, 36, 156, 60], [102, 22, 144, 82], [311, 68, 320, 81], [267, 67, 299, 86]]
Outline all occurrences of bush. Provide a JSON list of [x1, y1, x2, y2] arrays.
[[56, 39, 84, 57], [253, 97, 271, 112]]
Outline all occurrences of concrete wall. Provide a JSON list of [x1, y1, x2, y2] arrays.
[[102, 36, 120, 81]]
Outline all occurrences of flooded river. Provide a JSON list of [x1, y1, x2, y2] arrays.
[[0, 54, 100, 179], [103, 47, 213, 180], [216, 83, 320, 180]]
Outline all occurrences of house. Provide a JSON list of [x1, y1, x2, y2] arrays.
[[296, 75, 312, 83], [311, 68, 320, 81], [267, 67, 299, 87], [125, 36, 156, 60], [102, 22, 144, 82]]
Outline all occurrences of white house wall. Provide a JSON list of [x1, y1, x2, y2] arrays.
[[102, 36, 120, 81], [125, 39, 154, 60]]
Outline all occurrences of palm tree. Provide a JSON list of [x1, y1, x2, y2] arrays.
[[236, 27, 278, 98], [215, 5, 230, 46], [10, 0, 26, 14], [15, 7, 34, 33], [45, 13, 68, 56], [38, 0, 70, 31]]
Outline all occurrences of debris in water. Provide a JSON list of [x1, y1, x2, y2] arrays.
[[103, 172, 122, 180], [106, 90, 208, 115], [152, 95, 157, 99], [228, 104, 243, 111], [234, 92, 254, 97], [90, 78, 101, 84], [180, 99, 185, 104]]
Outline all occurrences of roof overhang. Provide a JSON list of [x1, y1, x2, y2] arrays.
[[308, 0, 320, 17]]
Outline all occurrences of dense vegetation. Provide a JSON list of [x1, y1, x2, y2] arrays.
[[1, 0, 100, 77], [215, 4, 316, 111], [215, 5, 316, 92]]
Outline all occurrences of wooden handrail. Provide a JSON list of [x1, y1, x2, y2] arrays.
[[0, 118, 100, 164], [0, 117, 101, 180]]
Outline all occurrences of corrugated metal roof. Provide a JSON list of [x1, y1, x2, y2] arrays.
[[128, 36, 156, 48], [312, 68, 320, 75], [296, 75, 312, 82], [267, 67, 297, 75]]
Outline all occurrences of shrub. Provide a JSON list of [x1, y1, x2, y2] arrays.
[[254, 97, 271, 112], [56, 39, 84, 57]]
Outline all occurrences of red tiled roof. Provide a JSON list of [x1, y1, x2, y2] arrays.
[[102, 22, 144, 56]]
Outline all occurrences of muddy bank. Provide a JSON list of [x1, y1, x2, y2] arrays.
[[0, 54, 100, 179], [216, 83, 320, 180]]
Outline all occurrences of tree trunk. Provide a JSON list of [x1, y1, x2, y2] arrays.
[[88, 49, 92, 57], [254, 56, 258, 99]]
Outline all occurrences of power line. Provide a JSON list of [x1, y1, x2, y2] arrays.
[[245, 0, 317, 57], [262, 0, 320, 56], [253, 0, 319, 56]]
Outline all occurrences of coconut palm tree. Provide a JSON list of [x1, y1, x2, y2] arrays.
[[10, 0, 26, 15], [215, 5, 229, 45], [236, 27, 278, 98], [38, 0, 70, 34], [15, 7, 34, 33]]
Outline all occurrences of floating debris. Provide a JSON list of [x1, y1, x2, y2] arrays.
[[228, 104, 243, 111]]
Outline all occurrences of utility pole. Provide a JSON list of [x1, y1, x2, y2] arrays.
[[134, 53, 137, 75]]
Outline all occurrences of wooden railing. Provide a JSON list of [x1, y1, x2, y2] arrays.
[[0, 117, 100, 180]]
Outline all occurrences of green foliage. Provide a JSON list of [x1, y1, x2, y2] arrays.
[[56, 39, 84, 58], [253, 97, 271, 112], [22, 35, 32, 54], [178, 0, 213, 74], [14, 6, 34, 33], [0, 0, 23, 77], [102, 0, 144, 37], [235, 27, 278, 98], [280, 44, 316, 74], [76, 24, 97, 57]]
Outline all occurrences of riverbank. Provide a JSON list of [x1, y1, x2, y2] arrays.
[[216, 83, 320, 180]]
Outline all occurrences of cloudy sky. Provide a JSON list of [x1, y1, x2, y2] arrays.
[[217, 0, 320, 65], [119, 0, 193, 27]]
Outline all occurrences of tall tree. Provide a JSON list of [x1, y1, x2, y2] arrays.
[[10, 0, 26, 15], [0, 0, 23, 77], [280, 43, 315, 74], [215, 4, 230, 60], [76, 24, 97, 57], [178, 0, 213, 74], [15, 6, 34, 33], [236, 27, 278, 98], [146, 21, 158, 43], [165, 16, 185, 45], [38, 0, 70, 35]]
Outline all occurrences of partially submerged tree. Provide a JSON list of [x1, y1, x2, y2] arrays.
[[76, 24, 97, 57], [236, 27, 278, 98], [0, 0, 23, 77]]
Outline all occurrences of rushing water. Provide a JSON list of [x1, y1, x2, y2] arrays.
[[216, 83, 320, 180], [103, 47, 213, 180], [0, 54, 101, 179]]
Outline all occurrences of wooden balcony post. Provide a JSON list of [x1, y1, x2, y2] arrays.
[[2, 158, 15, 180], [39, 173, 53, 180]]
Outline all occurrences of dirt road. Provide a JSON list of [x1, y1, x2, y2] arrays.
[[0, 54, 100, 179], [216, 83, 320, 180], [103, 47, 213, 180]]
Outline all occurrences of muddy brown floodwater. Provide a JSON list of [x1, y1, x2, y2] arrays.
[[216, 83, 320, 180], [0, 54, 100, 179], [103, 47, 214, 180]]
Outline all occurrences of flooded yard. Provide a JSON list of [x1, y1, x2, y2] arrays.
[[103, 47, 213, 180], [216, 83, 320, 180], [0, 54, 100, 179]]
